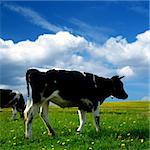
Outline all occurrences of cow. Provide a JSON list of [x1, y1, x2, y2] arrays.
[[24, 68, 128, 138], [0, 89, 25, 120]]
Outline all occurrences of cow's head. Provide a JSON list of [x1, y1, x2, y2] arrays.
[[111, 76, 128, 99], [16, 94, 25, 118], [10, 92, 25, 119]]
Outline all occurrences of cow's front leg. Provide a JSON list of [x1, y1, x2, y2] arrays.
[[93, 105, 100, 132], [77, 110, 86, 132], [12, 106, 17, 120]]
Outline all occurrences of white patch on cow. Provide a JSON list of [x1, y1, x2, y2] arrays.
[[42, 90, 75, 108], [77, 110, 86, 132], [24, 103, 33, 138], [26, 97, 31, 107], [11, 90, 21, 101], [110, 95, 114, 99], [24, 99, 32, 121], [93, 75, 97, 88], [79, 71, 86, 76]]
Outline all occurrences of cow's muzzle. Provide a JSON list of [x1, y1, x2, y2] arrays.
[[122, 93, 128, 99]]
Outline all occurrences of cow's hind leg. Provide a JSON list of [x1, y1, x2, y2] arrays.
[[39, 101, 55, 136], [77, 110, 86, 132], [24, 103, 40, 138]]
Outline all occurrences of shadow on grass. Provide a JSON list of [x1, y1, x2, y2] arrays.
[[100, 111, 127, 115]]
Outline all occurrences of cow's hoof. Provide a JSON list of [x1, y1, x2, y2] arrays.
[[96, 128, 101, 132], [76, 131, 81, 135], [48, 132, 55, 136], [25, 135, 32, 139]]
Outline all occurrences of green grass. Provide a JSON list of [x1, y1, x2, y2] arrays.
[[0, 101, 149, 150]]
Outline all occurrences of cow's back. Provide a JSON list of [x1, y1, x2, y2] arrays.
[[45, 70, 96, 101]]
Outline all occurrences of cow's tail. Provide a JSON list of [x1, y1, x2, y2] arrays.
[[26, 70, 31, 107]]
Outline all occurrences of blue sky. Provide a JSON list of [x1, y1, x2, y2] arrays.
[[0, 1, 149, 101]]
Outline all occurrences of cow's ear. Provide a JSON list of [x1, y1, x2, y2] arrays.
[[119, 76, 125, 79], [111, 75, 119, 80]]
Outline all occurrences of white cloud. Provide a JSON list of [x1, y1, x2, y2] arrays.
[[0, 31, 88, 65], [117, 66, 135, 77], [89, 30, 150, 76], [141, 96, 150, 101], [4, 3, 62, 33], [0, 30, 149, 98], [89, 30, 150, 77], [1, 30, 149, 76]]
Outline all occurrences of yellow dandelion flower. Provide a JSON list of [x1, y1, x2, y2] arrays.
[[68, 129, 71, 132], [89, 123, 92, 126], [91, 142, 94, 145], [43, 131, 46, 135], [51, 148, 54, 150], [62, 142, 65, 146], [140, 139, 144, 143], [51, 145, 54, 148], [121, 143, 125, 147], [118, 135, 122, 139], [57, 140, 60, 144], [13, 143, 16, 146], [66, 139, 70, 142], [127, 133, 130, 136], [10, 129, 14, 132]]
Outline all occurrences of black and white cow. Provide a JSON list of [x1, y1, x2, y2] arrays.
[[0, 89, 25, 120], [24, 68, 128, 138]]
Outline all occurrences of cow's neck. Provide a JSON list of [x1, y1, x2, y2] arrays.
[[95, 77, 113, 104]]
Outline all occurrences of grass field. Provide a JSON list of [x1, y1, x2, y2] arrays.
[[0, 101, 149, 150]]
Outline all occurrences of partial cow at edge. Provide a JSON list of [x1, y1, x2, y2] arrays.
[[0, 89, 25, 120], [24, 68, 128, 138]]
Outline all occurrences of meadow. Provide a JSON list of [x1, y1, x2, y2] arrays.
[[0, 101, 149, 150]]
